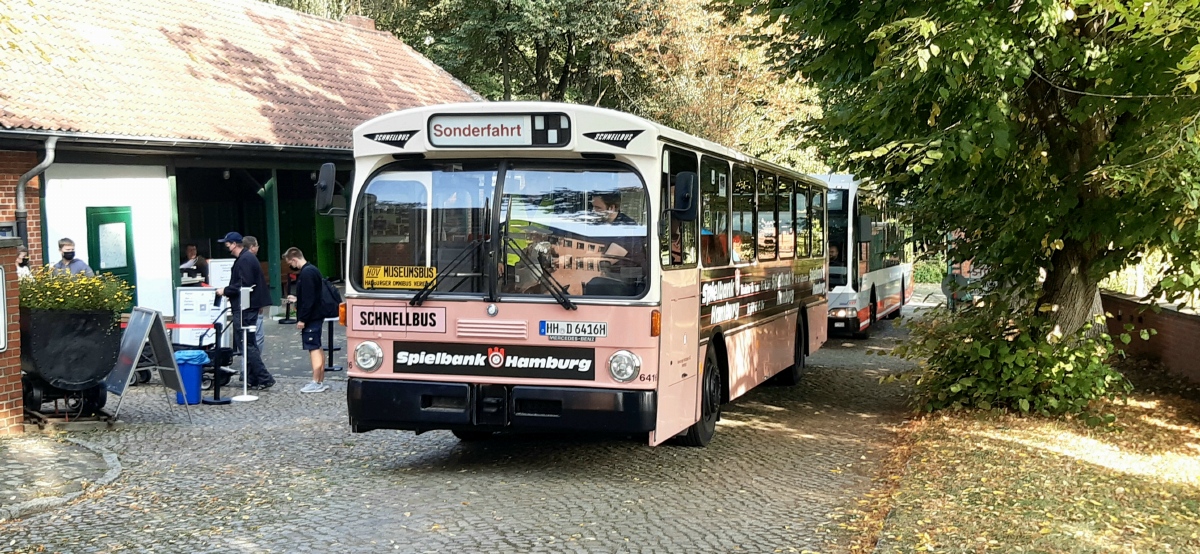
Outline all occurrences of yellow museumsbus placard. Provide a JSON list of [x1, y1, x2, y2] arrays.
[[363, 266, 438, 289]]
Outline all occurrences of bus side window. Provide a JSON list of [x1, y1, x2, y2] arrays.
[[778, 177, 794, 259], [810, 189, 825, 258], [757, 172, 777, 261], [700, 155, 730, 266], [795, 181, 810, 258], [732, 164, 756, 263], [661, 146, 699, 268]]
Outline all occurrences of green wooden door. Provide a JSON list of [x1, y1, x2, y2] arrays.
[[86, 206, 137, 306]]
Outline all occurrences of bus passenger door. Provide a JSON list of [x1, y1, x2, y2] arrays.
[[652, 273, 700, 445]]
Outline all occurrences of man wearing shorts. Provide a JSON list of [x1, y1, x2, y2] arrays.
[[283, 247, 329, 393]]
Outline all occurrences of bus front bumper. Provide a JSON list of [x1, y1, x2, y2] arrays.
[[347, 378, 657, 434], [828, 316, 860, 333]]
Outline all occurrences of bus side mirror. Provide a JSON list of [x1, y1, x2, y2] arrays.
[[315, 163, 345, 216], [671, 171, 699, 222], [857, 215, 873, 242]]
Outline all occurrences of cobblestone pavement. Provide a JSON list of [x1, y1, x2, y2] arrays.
[[1, 292, 939, 553], [0, 438, 110, 517]]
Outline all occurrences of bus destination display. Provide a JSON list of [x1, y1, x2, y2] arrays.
[[428, 113, 571, 148], [363, 266, 437, 289]]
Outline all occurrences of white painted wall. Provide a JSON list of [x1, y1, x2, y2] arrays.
[[44, 164, 176, 316]]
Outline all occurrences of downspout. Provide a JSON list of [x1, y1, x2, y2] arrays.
[[16, 137, 58, 247]]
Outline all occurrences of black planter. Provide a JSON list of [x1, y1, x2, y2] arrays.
[[20, 307, 122, 391]]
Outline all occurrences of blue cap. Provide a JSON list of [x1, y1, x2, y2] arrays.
[[217, 231, 243, 244]]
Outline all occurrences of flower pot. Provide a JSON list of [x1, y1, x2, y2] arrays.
[[20, 307, 122, 391]]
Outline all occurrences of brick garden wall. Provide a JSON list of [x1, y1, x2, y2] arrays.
[[1103, 291, 1200, 385], [0, 239, 22, 434], [0, 150, 43, 264]]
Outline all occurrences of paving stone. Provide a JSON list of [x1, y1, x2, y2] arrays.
[[0, 287, 942, 553]]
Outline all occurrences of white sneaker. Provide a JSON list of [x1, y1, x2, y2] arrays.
[[317, 382, 330, 392], [300, 381, 324, 393]]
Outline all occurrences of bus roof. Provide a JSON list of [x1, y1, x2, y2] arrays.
[[353, 102, 825, 189]]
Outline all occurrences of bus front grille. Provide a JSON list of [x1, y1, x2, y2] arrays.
[[456, 319, 528, 340]]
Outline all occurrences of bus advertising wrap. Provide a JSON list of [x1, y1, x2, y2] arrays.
[[393, 343, 595, 380]]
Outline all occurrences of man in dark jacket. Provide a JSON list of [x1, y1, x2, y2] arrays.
[[283, 247, 328, 393], [215, 231, 275, 390]]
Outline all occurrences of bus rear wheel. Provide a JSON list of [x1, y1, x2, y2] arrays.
[[678, 346, 721, 447]]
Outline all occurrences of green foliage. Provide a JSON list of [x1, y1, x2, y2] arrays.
[[19, 267, 134, 315], [913, 253, 947, 284], [892, 297, 1131, 416], [734, 0, 1200, 414], [738, 0, 1200, 330]]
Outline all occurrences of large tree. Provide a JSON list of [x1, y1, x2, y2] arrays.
[[741, 0, 1200, 412], [391, 0, 660, 103], [618, 0, 824, 171]]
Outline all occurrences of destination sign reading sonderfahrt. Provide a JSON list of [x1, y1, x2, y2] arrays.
[[428, 113, 570, 147]]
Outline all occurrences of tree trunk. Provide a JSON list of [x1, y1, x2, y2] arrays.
[[1038, 242, 1105, 338], [502, 33, 512, 101]]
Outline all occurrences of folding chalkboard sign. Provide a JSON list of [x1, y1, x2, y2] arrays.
[[106, 307, 192, 423]]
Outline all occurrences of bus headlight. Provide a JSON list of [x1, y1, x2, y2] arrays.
[[355, 341, 384, 372], [830, 308, 851, 318], [608, 350, 641, 383]]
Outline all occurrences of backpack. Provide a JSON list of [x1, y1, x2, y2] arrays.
[[319, 278, 342, 319]]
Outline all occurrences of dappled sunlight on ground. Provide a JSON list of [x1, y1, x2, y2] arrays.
[[972, 427, 1200, 486], [867, 393, 1200, 553]]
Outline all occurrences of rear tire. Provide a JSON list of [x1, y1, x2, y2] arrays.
[[678, 346, 722, 447]]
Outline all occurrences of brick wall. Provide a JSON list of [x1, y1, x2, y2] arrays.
[[0, 239, 22, 434], [0, 150, 44, 264], [1103, 291, 1200, 385]]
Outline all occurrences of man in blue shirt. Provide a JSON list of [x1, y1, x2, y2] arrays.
[[51, 238, 94, 276], [214, 231, 275, 390]]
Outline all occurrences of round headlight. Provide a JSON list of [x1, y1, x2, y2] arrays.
[[608, 350, 641, 383], [355, 341, 384, 372]]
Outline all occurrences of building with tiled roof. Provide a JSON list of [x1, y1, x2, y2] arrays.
[[0, 0, 482, 317]]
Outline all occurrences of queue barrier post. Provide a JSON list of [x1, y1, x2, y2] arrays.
[[323, 317, 343, 372]]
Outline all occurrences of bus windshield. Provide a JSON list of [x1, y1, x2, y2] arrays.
[[499, 162, 648, 298], [356, 159, 649, 299]]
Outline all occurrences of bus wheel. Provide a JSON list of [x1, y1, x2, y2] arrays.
[[452, 430, 495, 442], [679, 347, 721, 447]]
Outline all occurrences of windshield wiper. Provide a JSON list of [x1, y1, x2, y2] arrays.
[[503, 236, 577, 311], [410, 238, 485, 307]]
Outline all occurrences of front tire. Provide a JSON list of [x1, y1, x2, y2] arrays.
[[678, 346, 722, 447]]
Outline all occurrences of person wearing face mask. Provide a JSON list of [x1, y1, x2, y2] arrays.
[[241, 235, 267, 355], [15, 245, 32, 280], [52, 238, 94, 277]]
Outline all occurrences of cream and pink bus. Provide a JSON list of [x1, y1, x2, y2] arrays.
[[325, 102, 828, 446]]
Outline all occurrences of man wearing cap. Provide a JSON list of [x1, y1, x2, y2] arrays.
[[214, 231, 275, 390]]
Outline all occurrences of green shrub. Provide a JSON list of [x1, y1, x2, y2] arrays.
[[891, 296, 1130, 418], [19, 266, 134, 315], [912, 253, 946, 283]]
